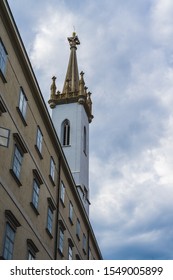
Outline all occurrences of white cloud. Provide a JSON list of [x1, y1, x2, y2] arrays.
[[151, 0, 173, 46]]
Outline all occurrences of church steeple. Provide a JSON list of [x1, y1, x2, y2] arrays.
[[49, 33, 93, 215], [48, 33, 93, 123]]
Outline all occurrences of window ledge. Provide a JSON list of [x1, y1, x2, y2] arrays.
[[9, 169, 22, 187], [30, 202, 39, 216], [60, 199, 65, 208], [83, 248, 87, 255], [76, 234, 80, 241], [35, 145, 43, 159], [69, 217, 73, 226], [46, 228, 53, 239], [58, 248, 64, 258], [49, 175, 56, 186], [62, 145, 71, 148], [16, 107, 27, 126]]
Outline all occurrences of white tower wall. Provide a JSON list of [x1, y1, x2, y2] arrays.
[[52, 102, 90, 213]]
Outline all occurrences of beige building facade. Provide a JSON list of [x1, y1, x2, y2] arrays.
[[0, 0, 102, 260]]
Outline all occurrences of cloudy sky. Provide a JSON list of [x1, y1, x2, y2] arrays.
[[7, 0, 173, 259]]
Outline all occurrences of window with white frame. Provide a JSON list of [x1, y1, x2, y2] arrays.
[[0, 127, 10, 147], [76, 218, 80, 239], [12, 145, 23, 180], [0, 39, 7, 76], [50, 157, 55, 182], [18, 87, 27, 120], [47, 206, 53, 235], [60, 181, 65, 204], [10, 133, 27, 186], [68, 244, 73, 260], [62, 119, 70, 146], [36, 127, 43, 156], [3, 223, 15, 260], [27, 239, 39, 260], [46, 198, 56, 237], [69, 201, 73, 224], [58, 228, 64, 255], [32, 179, 40, 210], [2, 210, 21, 260]]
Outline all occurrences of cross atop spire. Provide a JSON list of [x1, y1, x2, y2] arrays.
[[68, 32, 80, 49]]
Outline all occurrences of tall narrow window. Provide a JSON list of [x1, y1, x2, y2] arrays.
[[0, 39, 7, 76], [58, 229, 64, 255], [83, 126, 87, 155], [30, 169, 43, 215], [47, 207, 53, 235], [32, 179, 40, 210], [60, 181, 65, 204], [18, 87, 27, 121], [62, 119, 70, 146], [69, 201, 73, 224], [10, 133, 27, 186], [12, 145, 23, 180], [68, 244, 73, 260], [35, 127, 43, 158], [46, 198, 56, 237], [0, 98, 7, 115], [27, 239, 39, 260], [76, 219, 80, 239], [58, 220, 66, 256], [3, 223, 15, 260], [83, 233, 87, 254], [50, 157, 55, 183], [3, 210, 21, 260]]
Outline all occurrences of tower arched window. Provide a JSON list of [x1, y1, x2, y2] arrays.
[[62, 119, 70, 146], [83, 126, 87, 155]]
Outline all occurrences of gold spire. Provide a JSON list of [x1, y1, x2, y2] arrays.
[[48, 33, 94, 123], [62, 32, 80, 94]]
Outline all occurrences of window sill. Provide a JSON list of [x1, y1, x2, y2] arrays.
[[76, 234, 80, 241], [60, 199, 65, 208], [83, 248, 87, 255], [62, 144, 71, 148], [0, 69, 7, 83], [35, 145, 43, 159], [58, 248, 64, 258], [69, 217, 73, 226], [16, 107, 27, 126], [30, 202, 39, 216], [10, 169, 22, 187], [46, 228, 53, 239], [49, 175, 56, 187]]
